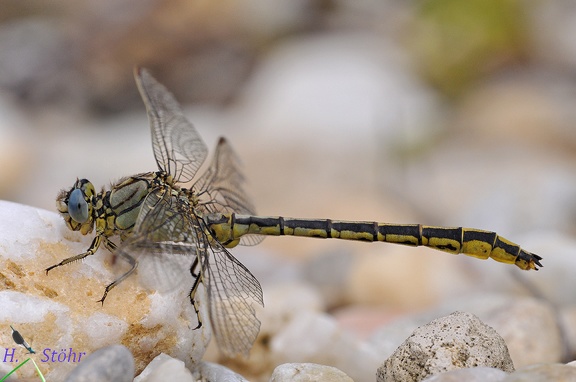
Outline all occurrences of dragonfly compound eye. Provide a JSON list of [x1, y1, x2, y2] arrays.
[[68, 188, 89, 223]]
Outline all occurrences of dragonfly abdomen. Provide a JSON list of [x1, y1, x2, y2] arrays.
[[206, 213, 542, 271]]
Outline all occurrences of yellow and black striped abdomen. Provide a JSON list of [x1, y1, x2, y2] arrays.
[[206, 214, 542, 271]]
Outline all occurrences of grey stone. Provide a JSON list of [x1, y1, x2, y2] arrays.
[[198, 361, 249, 381], [65, 344, 134, 382], [377, 311, 514, 382]]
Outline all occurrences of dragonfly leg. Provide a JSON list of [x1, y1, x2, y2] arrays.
[[46, 234, 103, 274], [188, 257, 203, 330], [97, 247, 138, 305]]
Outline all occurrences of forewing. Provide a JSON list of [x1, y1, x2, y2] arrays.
[[194, 138, 263, 246], [135, 67, 208, 184], [203, 241, 264, 357]]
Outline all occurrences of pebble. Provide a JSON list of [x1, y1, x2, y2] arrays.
[[369, 293, 567, 371], [270, 310, 380, 382], [377, 311, 514, 382], [134, 353, 195, 382], [64, 345, 134, 382], [270, 363, 354, 382], [198, 361, 250, 382]]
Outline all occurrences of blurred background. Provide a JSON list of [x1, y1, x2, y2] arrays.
[[2, 0, 576, 362]]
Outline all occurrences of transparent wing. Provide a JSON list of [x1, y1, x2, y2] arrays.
[[117, 187, 197, 292], [117, 185, 263, 357], [194, 138, 264, 246], [135, 67, 208, 184], [202, 239, 263, 357], [194, 138, 256, 215]]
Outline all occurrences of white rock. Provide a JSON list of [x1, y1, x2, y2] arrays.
[[0, 201, 209, 379], [377, 311, 514, 382], [370, 293, 566, 371], [258, 282, 324, 335], [431, 294, 564, 368], [367, 294, 511, 359], [270, 363, 353, 382], [271, 310, 380, 382], [134, 353, 195, 382]]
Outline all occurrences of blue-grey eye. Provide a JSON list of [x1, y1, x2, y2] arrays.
[[68, 188, 89, 223]]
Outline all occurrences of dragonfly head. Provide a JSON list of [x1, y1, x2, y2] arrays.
[[56, 179, 96, 235]]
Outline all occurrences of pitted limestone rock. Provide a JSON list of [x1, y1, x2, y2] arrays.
[[377, 311, 514, 382]]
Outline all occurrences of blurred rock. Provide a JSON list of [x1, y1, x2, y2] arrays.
[[369, 294, 565, 372], [223, 282, 325, 378], [530, 1, 576, 70], [269, 363, 354, 382], [0, 95, 34, 202], [408, 0, 528, 97], [503, 363, 576, 381], [333, 305, 401, 341], [64, 345, 134, 382], [346, 246, 476, 310], [271, 310, 380, 382], [377, 311, 514, 382], [559, 305, 576, 361], [301, 250, 354, 309], [481, 298, 563, 368], [0, 0, 328, 114], [0, 18, 82, 108], [512, 232, 576, 306]]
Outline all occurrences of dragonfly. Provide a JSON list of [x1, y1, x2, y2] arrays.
[[47, 68, 543, 358]]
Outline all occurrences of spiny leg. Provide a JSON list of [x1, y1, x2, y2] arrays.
[[46, 235, 104, 274], [189, 256, 204, 330], [97, 246, 138, 305]]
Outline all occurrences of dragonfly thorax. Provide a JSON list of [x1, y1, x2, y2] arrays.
[[57, 173, 158, 241]]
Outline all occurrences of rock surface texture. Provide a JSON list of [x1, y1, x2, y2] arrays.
[[377, 311, 515, 382], [0, 201, 209, 380]]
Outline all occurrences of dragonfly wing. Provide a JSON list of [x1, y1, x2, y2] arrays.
[[194, 138, 256, 215], [194, 138, 264, 246], [135, 242, 196, 292], [118, 187, 198, 292], [203, 240, 263, 357], [135, 67, 208, 184]]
